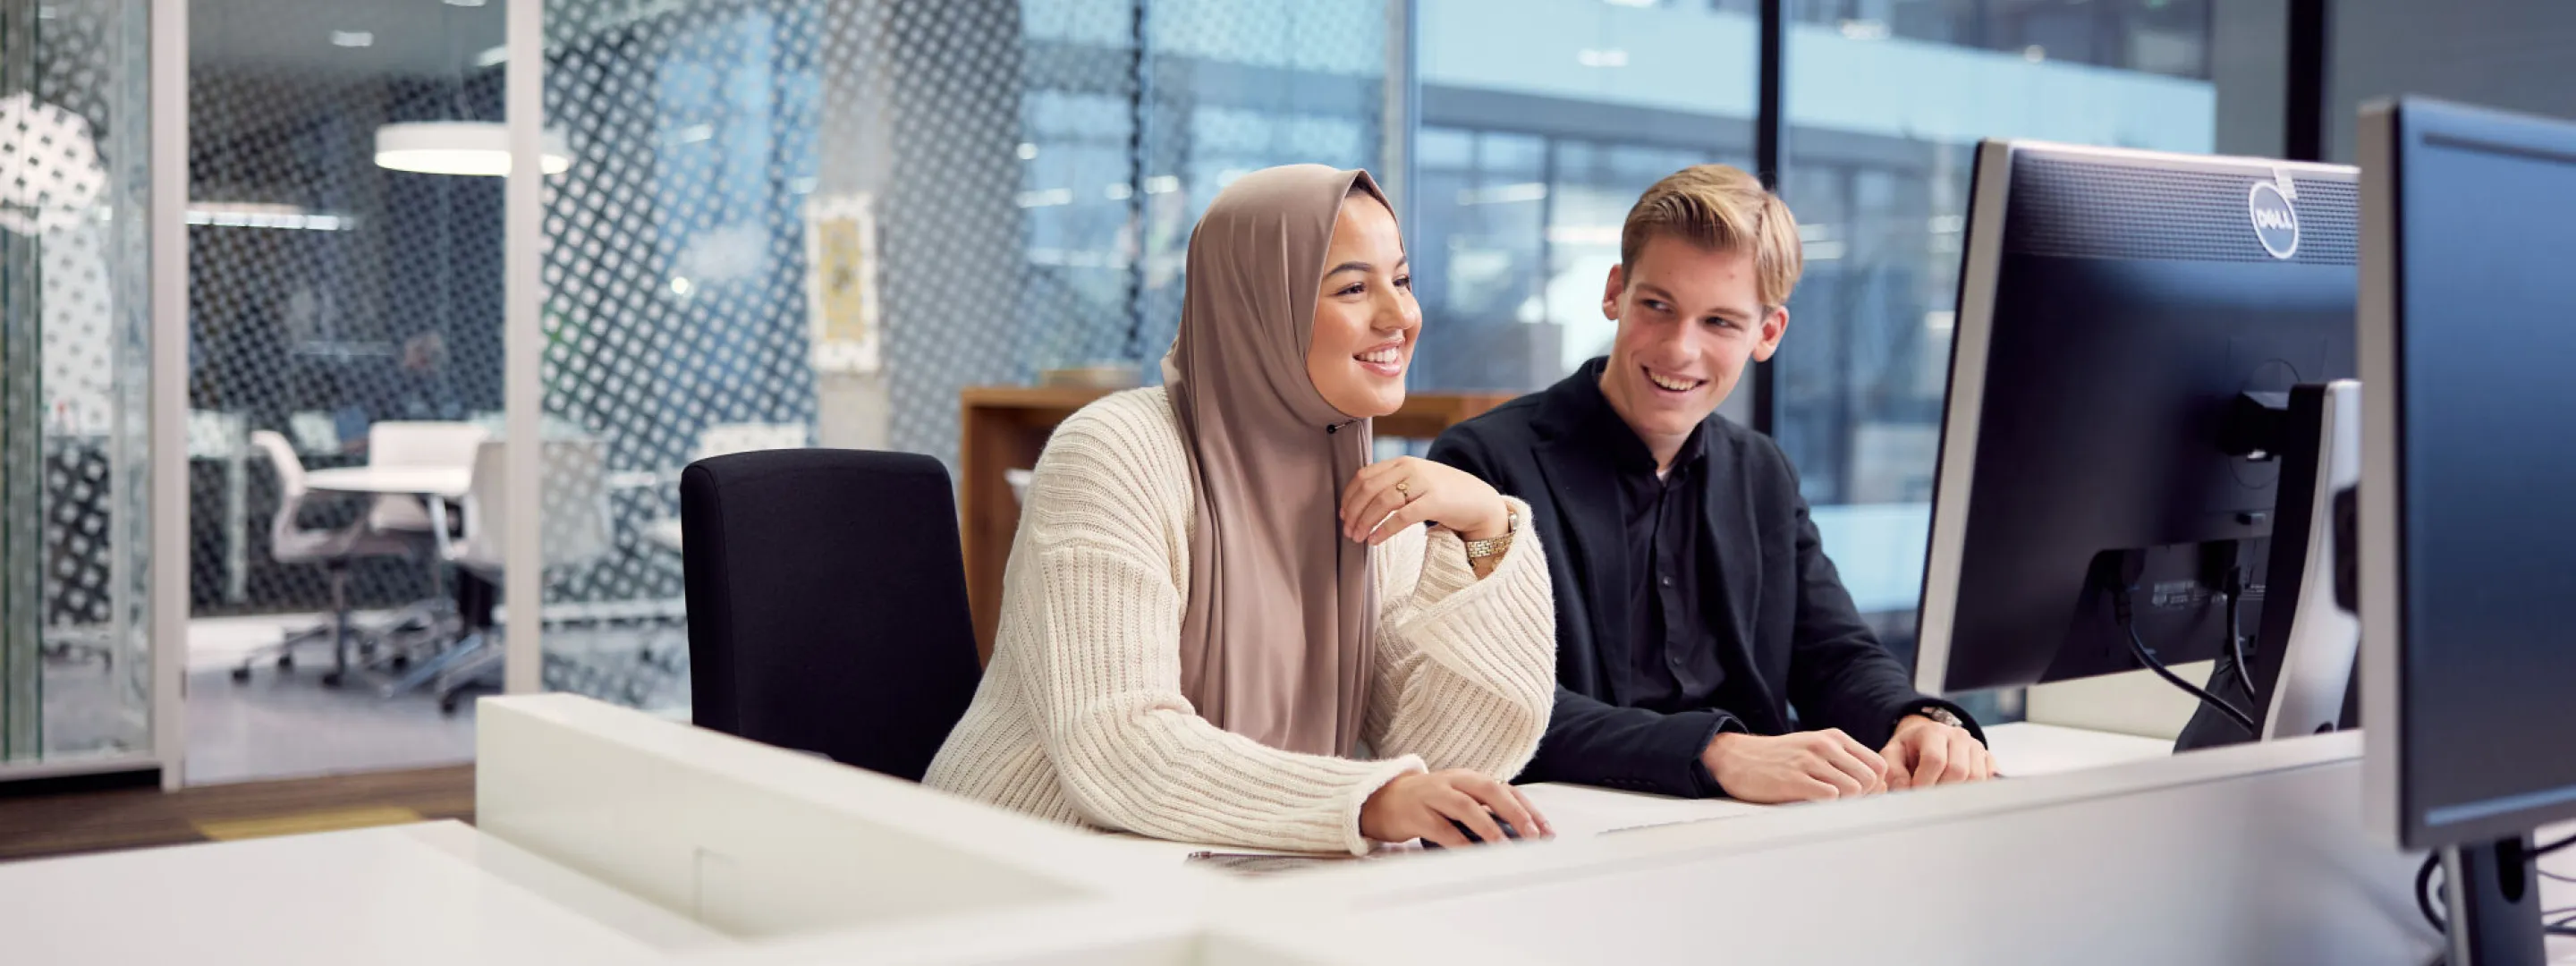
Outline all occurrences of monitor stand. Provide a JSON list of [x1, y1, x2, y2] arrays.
[[2179, 380, 2361, 750], [2445, 833, 2550, 966]]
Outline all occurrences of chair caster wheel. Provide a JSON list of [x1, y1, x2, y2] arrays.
[[389, 655, 411, 671], [232, 666, 251, 682], [277, 654, 294, 670], [439, 695, 462, 715], [321, 672, 345, 688]]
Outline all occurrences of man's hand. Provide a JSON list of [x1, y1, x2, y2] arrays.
[[1879, 714, 1996, 791], [1699, 729, 1889, 804]]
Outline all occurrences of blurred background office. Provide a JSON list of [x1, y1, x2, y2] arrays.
[[2, 0, 2569, 790]]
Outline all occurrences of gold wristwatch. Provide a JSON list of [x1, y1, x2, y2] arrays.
[[1463, 509, 1518, 559]]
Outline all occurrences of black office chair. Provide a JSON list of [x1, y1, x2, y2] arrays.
[[680, 448, 983, 781]]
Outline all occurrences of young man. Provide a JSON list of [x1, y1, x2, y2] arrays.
[[1428, 165, 1996, 802]]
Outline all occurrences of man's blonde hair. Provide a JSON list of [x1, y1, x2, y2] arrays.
[[1620, 164, 1803, 310]]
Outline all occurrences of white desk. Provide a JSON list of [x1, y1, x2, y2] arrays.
[[1266, 733, 2443, 966], [305, 465, 474, 499], [305, 465, 474, 562], [1098, 722, 2165, 869], [0, 821, 733, 965], [1982, 720, 2175, 775]]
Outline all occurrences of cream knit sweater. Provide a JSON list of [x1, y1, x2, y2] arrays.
[[923, 387, 1556, 855]]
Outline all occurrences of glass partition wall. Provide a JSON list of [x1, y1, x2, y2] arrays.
[[527, 0, 1401, 716], [0, 0, 2307, 784], [1, 0, 157, 775]]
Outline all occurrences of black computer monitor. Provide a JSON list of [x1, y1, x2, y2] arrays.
[[2360, 97, 2576, 966], [1912, 141, 2361, 725]]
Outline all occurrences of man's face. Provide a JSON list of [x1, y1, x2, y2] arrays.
[[1597, 234, 1788, 445]]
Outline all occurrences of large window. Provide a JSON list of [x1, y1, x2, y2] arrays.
[[1776, 0, 2223, 656], [2325, 0, 2576, 163], [1401, 0, 2258, 695], [1410, 0, 1757, 402]]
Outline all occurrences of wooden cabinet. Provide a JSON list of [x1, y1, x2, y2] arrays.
[[958, 386, 1515, 662]]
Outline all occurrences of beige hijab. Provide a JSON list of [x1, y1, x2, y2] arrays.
[[1163, 165, 1390, 758]]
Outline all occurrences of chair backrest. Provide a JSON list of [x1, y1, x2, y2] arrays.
[[681, 449, 981, 782], [692, 422, 808, 463], [457, 438, 615, 574], [369, 420, 488, 469], [248, 430, 306, 497]]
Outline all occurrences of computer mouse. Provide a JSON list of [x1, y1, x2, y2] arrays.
[[1421, 818, 1520, 848]]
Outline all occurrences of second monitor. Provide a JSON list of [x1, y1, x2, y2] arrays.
[[1913, 140, 2361, 738]]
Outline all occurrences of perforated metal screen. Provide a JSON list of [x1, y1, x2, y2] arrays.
[[532, 0, 1394, 710]]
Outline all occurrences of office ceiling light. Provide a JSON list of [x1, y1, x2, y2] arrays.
[[185, 202, 359, 231], [374, 122, 574, 176], [1839, 19, 1891, 40], [331, 30, 374, 47], [1456, 182, 1548, 206]]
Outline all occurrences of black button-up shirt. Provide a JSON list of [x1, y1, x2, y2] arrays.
[[1573, 379, 1731, 716]]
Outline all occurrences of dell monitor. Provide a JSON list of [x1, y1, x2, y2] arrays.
[[2360, 97, 2576, 966], [1913, 140, 2362, 740]]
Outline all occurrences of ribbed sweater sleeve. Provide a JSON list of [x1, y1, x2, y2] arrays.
[[1361, 498, 1556, 780], [1004, 395, 1422, 855]]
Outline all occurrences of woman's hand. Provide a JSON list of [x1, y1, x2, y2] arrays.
[[1360, 769, 1553, 847], [1341, 456, 1509, 545]]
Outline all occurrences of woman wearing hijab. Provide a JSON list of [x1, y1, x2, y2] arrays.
[[924, 165, 1558, 854]]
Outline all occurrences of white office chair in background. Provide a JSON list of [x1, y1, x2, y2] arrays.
[[631, 421, 811, 554], [424, 438, 615, 713], [233, 431, 425, 686], [362, 420, 488, 536], [187, 410, 253, 604]]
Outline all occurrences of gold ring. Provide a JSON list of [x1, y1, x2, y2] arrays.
[[1394, 480, 1410, 495]]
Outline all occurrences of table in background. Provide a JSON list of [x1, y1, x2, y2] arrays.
[[304, 465, 473, 556]]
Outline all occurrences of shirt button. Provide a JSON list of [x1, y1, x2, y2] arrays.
[[1660, 576, 1674, 587]]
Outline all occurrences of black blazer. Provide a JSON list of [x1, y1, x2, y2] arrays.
[[1429, 363, 1978, 798]]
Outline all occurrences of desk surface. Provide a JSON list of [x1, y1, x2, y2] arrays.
[[0, 820, 731, 965], [306, 465, 474, 498], [1099, 723, 2169, 869]]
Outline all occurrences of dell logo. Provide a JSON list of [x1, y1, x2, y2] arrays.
[[2249, 180, 2301, 259]]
